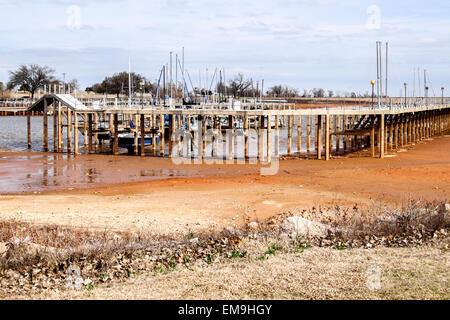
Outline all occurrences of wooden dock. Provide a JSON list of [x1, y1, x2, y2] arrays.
[[23, 94, 450, 161]]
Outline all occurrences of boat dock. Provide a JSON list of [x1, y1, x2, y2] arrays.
[[23, 94, 450, 162]]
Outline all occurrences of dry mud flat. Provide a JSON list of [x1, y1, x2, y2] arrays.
[[0, 135, 449, 234]]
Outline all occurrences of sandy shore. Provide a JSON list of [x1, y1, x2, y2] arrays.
[[0, 135, 449, 234]]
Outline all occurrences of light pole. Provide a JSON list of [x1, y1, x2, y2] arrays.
[[442, 87, 445, 105], [371, 80, 376, 108], [404, 83, 408, 108], [425, 86, 429, 106]]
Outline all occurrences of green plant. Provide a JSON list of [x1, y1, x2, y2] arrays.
[[231, 250, 246, 258]]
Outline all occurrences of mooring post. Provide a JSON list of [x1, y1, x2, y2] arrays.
[[275, 114, 279, 157], [94, 113, 99, 150], [317, 115, 322, 160], [67, 108, 72, 154], [53, 106, 58, 152], [74, 112, 79, 155], [379, 114, 385, 159], [58, 103, 63, 152], [267, 114, 272, 163], [83, 115, 88, 147], [43, 98, 48, 152], [244, 113, 249, 159], [134, 114, 139, 155], [160, 114, 165, 157], [325, 114, 330, 161], [370, 115, 376, 157], [140, 114, 145, 156], [88, 113, 93, 153], [152, 114, 157, 156], [297, 115, 302, 154], [229, 115, 234, 161], [169, 114, 173, 158], [27, 110, 31, 149], [307, 115, 311, 153]]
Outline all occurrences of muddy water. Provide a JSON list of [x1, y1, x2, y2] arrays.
[[0, 116, 320, 193]]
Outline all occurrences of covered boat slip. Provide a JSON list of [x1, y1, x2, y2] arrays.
[[25, 94, 450, 161]]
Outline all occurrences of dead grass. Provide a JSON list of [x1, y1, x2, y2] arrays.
[[9, 245, 449, 300], [0, 201, 448, 299]]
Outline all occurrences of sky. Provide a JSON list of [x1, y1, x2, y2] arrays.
[[0, 0, 449, 96]]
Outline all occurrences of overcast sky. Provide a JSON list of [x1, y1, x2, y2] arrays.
[[0, 0, 449, 96]]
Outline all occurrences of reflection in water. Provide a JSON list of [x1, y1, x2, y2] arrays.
[[0, 152, 223, 194]]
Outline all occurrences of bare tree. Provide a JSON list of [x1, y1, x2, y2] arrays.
[[228, 73, 252, 98], [7, 64, 55, 99]]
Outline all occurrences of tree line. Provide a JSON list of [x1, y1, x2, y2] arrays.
[[3, 64, 371, 100]]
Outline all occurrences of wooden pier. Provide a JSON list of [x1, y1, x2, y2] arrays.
[[24, 94, 450, 161]]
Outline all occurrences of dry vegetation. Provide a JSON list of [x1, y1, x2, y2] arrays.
[[1, 201, 449, 299]]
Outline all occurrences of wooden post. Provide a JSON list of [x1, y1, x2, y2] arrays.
[[58, 103, 63, 152], [83, 115, 88, 147], [287, 115, 292, 155], [53, 106, 58, 152], [43, 99, 48, 152], [67, 108, 72, 154], [74, 112, 79, 155], [267, 115, 272, 163], [229, 115, 234, 161], [370, 115, 375, 157], [94, 113, 99, 150], [244, 114, 249, 159], [325, 114, 330, 161], [379, 114, 385, 159], [134, 114, 139, 155], [160, 114, 165, 157], [152, 114, 157, 155], [140, 114, 145, 156], [336, 115, 340, 154], [169, 114, 174, 158], [389, 115, 394, 150], [297, 115, 302, 154], [27, 110, 31, 149], [307, 115, 311, 153], [88, 114, 93, 153], [213, 116, 219, 158], [317, 115, 322, 160], [275, 115, 279, 157]]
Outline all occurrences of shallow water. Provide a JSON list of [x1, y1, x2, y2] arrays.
[[0, 115, 324, 193]]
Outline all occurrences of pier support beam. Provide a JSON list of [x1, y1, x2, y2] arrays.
[[160, 115, 165, 157], [140, 114, 145, 156], [267, 115, 272, 163], [325, 114, 330, 161], [379, 114, 385, 159], [88, 114, 93, 153], [74, 112, 79, 155], [317, 115, 322, 160], [67, 108, 72, 154], [43, 99, 48, 152], [27, 110, 31, 149]]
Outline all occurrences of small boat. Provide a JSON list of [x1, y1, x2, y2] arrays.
[[117, 132, 161, 153]]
